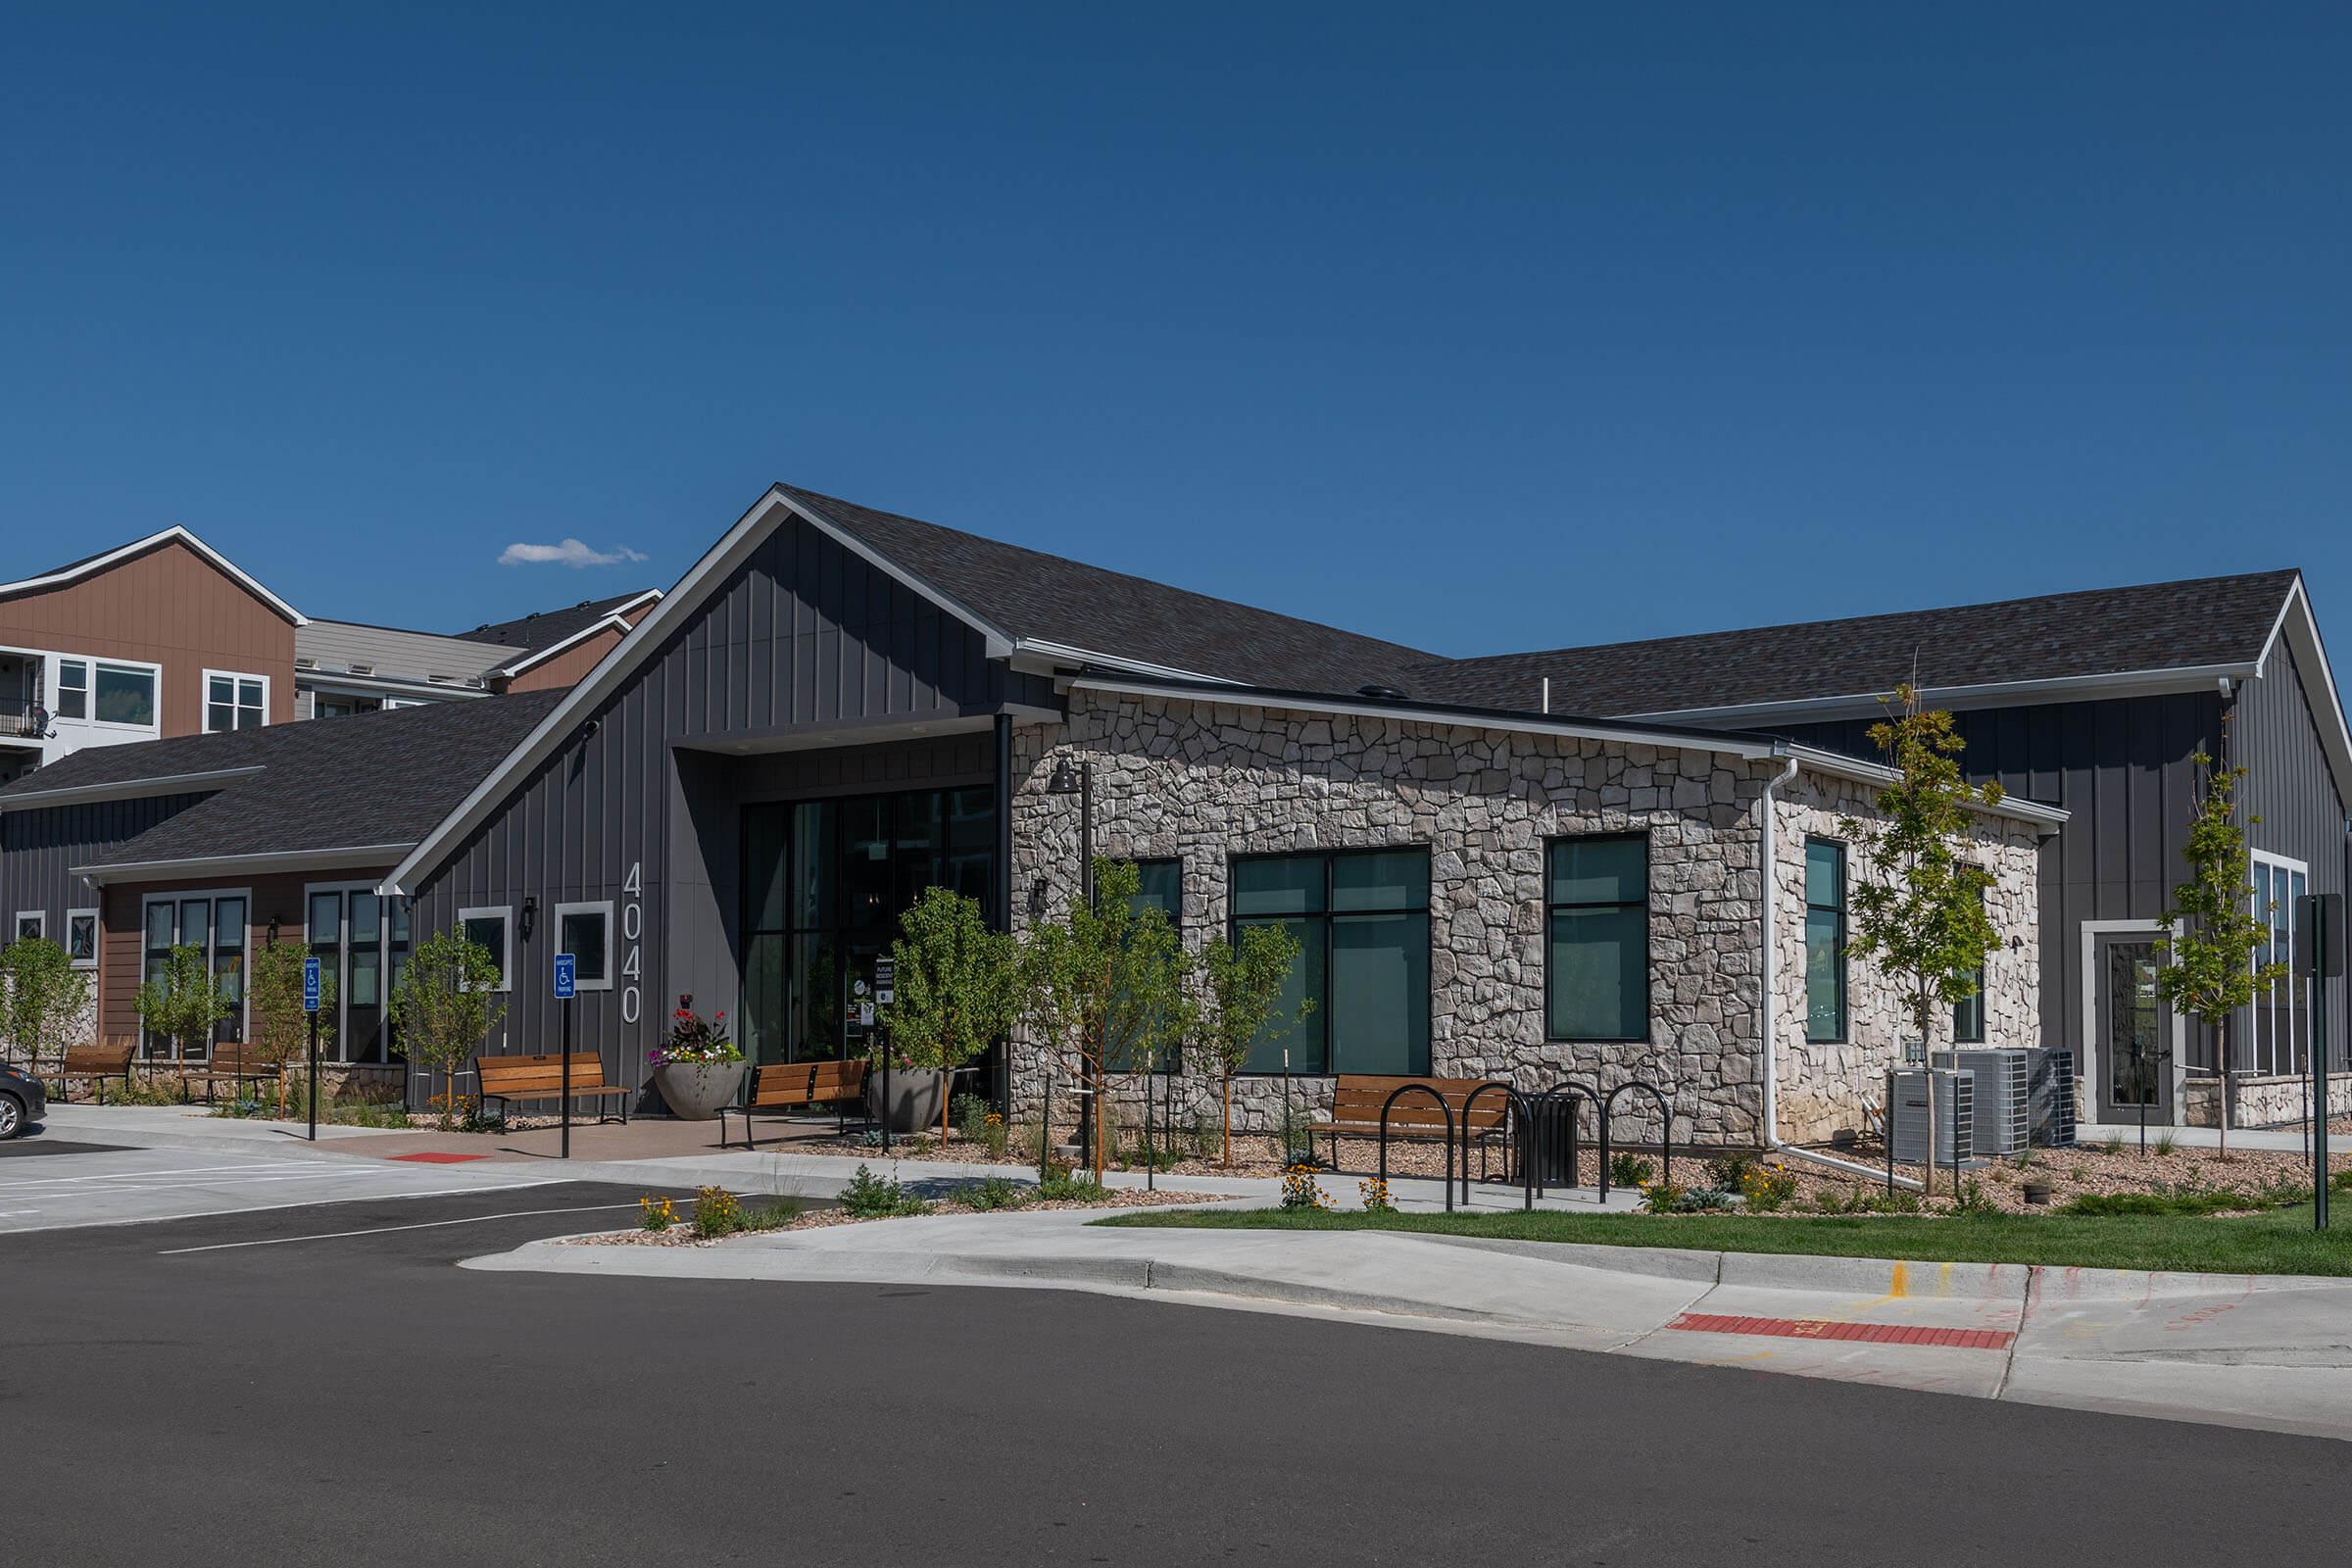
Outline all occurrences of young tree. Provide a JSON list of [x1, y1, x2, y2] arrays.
[[1838, 685, 2005, 1194], [0, 935, 91, 1071], [2156, 751, 2286, 1157], [881, 886, 1021, 1144], [1195, 924, 1312, 1166], [387, 927, 506, 1128], [1022, 858, 1194, 1184], [135, 943, 234, 1069], [249, 938, 337, 1115]]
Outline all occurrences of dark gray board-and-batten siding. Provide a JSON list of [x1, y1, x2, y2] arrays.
[[0, 792, 208, 933], [406, 514, 1048, 1104]]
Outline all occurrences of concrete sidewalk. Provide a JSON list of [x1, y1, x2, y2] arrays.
[[466, 1206, 2352, 1442]]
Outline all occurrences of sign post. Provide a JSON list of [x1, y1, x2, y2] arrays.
[[873, 958, 896, 1152], [554, 952, 577, 1161], [302, 956, 321, 1143], [2297, 893, 2340, 1231]]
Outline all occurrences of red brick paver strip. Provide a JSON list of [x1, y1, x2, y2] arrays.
[[385, 1152, 493, 1164], [1666, 1313, 2015, 1351]]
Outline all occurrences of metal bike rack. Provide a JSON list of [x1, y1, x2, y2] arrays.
[[1595, 1080, 1677, 1202], [1459, 1081, 1540, 1210], [1376, 1083, 1457, 1214]]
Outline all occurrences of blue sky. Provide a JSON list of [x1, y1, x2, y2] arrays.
[[4, 4, 2348, 662]]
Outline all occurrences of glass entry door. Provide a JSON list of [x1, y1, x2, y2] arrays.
[[742, 784, 996, 1068], [140, 893, 248, 1059], [2094, 932, 2174, 1123]]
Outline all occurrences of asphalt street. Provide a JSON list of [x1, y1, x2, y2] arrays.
[[4, 1180, 2349, 1566]]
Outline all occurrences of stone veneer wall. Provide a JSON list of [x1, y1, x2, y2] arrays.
[[1007, 691, 2045, 1150], [1768, 773, 2042, 1145]]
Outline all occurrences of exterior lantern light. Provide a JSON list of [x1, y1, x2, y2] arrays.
[[520, 895, 537, 941]]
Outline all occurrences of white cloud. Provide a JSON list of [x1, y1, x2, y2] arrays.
[[498, 538, 650, 568]]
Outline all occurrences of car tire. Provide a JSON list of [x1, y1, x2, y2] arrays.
[[0, 1092, 23, 1140]]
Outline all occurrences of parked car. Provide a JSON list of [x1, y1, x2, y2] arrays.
[[0, 1059, 46, 1139]]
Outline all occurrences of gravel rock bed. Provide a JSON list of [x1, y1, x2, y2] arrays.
[[566, 1186, 1229, 1247]]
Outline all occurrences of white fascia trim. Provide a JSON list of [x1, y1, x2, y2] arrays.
[[780, 492, 1017, 660], [0, 525, 308, 626], [1784, 744, 2070, 830], [1616, 663, 2263, 728], [1016, 639, 1240, 686], [2255, 576, 2352, 806], [489, 612, 636, 677], [73, 843, 415, 884], [1067, 675, 1787, 761], [300, 671, 487, 701], [0, 764, 265, 811], [381, 487, 809, 897]]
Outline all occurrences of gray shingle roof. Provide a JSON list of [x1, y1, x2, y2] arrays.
[[0, 694, 564, 864], [461, 591, 656, 655], [1409, 569, 2303, 716], [780, 485, 1440, 693]]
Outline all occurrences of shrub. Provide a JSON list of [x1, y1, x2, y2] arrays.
[[2153, 1131, 2180, 1157], [962, 1175, 1027, 1211], [1948, 1178, 1999, 1216], [739, 1198, 803, 1232], [1678, 1186, 1734, 1212], [952, 1092, 993, 1144], [640, 1196, 678, 1232], [840, 1164, 931, 1219], [1639, 1181, 1687, 1214], [1038, 1166, 1104, 1202], [1609, 1152, 1654, 1189], [1703, 1153, 1758, 1193], [2097, 1134, 2126, 1156], [692, 1187, 743, 1238], [2330, 1168, 2352, 1196], [1742, 1168, 1799, 1213], [1279, 1164, 1333, 1211], [1357, 1176, 1396, 1214]]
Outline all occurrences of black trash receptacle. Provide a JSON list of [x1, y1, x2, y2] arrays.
[[1524, 1096, 1578, 1186]]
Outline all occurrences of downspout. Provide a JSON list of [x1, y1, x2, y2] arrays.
[[1758, 753, 1923, 1188]]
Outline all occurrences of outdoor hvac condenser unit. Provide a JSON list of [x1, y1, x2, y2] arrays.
[[1890, 1068, 1974, 1166], [2025, 1047, 2079, 1149], [1932, 1048, 2030, 1157]]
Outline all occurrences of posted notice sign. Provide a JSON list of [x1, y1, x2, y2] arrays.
[[302, 956, 321, 1014], [554, 953, 577, 1001]]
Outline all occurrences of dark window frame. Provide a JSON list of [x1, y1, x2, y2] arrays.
[[1122, 857, 1184, 1075], [1803, 838, 1847, 1046], [1953, 884, 1988, 1045], [1543, 831, 1651, 1044], [1227, 844, 1433, 1078]]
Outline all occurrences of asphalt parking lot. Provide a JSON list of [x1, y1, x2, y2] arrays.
[[0, 1128, 572, 1234], [6, 1176, 2350, 1567]]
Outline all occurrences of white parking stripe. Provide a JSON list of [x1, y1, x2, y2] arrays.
[[158, 1201, 642, 1253]]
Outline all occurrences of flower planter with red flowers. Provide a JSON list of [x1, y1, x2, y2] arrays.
[[647, 1003, 746, 1121]]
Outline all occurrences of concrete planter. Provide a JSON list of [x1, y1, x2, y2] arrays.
[[866, 1067, 947, 1134], [651, 1058, 746, 1121]]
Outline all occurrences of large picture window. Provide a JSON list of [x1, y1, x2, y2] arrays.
[[1953, 885, 1987, 1044], [2250, 853, 2311, 1076], [1545, 834, 1649, 1041], [1803, 839, 1846, 1044], [1232, 848, 1429, 1075], [1116, 858, 1182, 1073], [92, 662, 158, 726], [140, 891, 248, 1059]]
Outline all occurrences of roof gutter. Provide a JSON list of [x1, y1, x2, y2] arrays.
[[0, 765, 265, 812], [1784, 745, 2069, 831], [73, 843, 416, 885], [1617, 662, 2261, 729]]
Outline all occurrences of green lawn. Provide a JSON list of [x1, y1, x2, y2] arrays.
[[1096, 1202, 2352, 1277]]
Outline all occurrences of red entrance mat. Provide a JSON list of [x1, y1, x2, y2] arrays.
[[385, 1152, 493, 1164], [1665, 1313, 2014, 1351]]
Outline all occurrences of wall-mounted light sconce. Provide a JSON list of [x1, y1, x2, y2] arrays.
[[520, 896, 538, 941], [267, 917, 281, 947], [1028, 877, 1051, 919]]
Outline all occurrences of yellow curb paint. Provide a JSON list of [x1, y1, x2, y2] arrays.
[[1886, 1260, 1910, 1298]]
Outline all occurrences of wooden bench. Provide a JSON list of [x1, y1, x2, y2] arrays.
[[718, 1059, 868, 1150], [1306, 1074, 1513, 1169], [202, 1040, 284, 1102], [50, 1039, 136, 1102], [473, 1053, 632, 1125]]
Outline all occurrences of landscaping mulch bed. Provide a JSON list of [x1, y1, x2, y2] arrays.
[[568, 1185, 1228, 1247]]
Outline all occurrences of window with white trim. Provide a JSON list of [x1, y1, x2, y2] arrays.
[[14, 910, 42, 943], [205, 670, 269, 732], [91, 662, 157, 727], [553, 901, 614, 991], [459, 906, 512, 992], [2249, 852, 2310, 1077], [54, 659, 88, 720], [67, 908, 98, 968]]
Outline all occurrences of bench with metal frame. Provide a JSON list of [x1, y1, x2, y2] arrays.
[[718, 1059, 868, 1150], [1308, 1074, 1510, 1173], [474, 1053, 632, 1126], [49, 1038, 137, 1102], [202, 1040, 284, 1103]]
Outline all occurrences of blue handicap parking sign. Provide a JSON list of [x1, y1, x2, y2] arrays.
[[302, 956, 321, 1013], [553, 952, 577, 1001]]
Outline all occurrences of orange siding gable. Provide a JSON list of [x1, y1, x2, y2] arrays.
[[0, 538, 298, 733], [504, 624, 626, 692]]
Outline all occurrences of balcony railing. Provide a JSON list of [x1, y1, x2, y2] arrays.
[[0, 693, 49, 740]]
